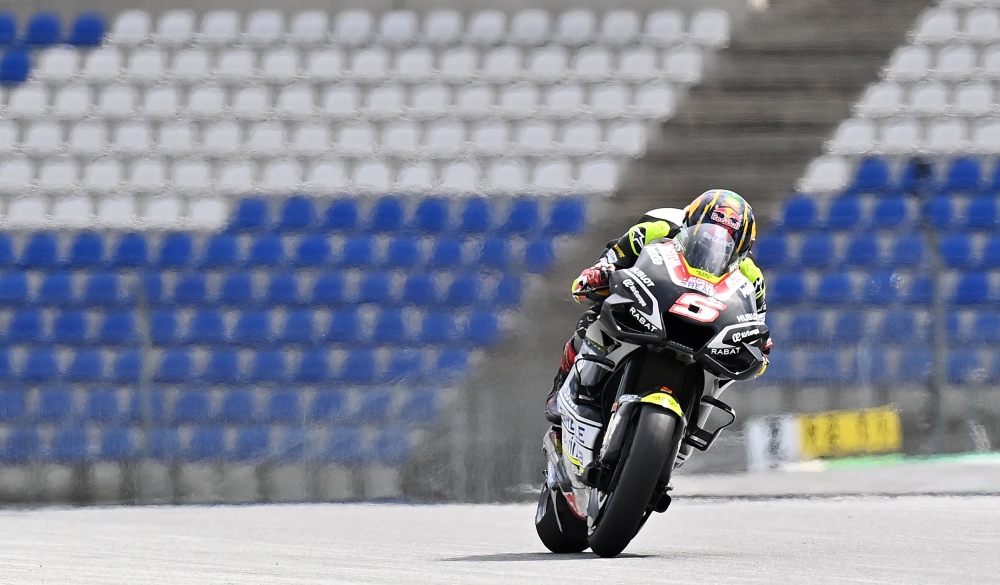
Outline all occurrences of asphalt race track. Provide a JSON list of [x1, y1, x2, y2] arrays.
[[0, 496, 997, 584]]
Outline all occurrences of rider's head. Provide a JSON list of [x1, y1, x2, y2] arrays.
[[682, 189, 756, 262]]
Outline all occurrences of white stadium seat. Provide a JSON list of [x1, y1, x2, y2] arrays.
[[155, 10, 196, 45], [923, 117, 967, 152], [972, 118, 1000, 152], [261, 48, 300, 83], [607, 121, 647, 155], [7, 197, 46, 226], [601, 11, 641, 46], [488, 159, 526, 191], [68, 122, 107, 157], [498, 84, 539, 117], [509, 9, 551, 46], [664, 46, 703, 84], [397, 162, 436, 191], [247, 122, 286, 157], [130, 158, 167, 192], [879, 118, 921, 153], [127, 48, 165, 84], [232, 86, 272, 120], [466, 11, 506, 46], [645, 10, 685, 46], [38, 159, 79, 194], [200, 10, 241, 45], [543, 84, 585, 116], [578, 158, 618, 193], [885, 46, 931, 81], [187, 198, 227, 230], [171, 49, 211, 83], [23, 123, 62, 157], [965, 8, 1000, 43], [516, 121, 555, 153], [634, 82, 675, 118], [380, 11, 418, 47], [907, 81, 948, 115], [172, 159, 213, 192], [981, 45, 1000, 78], [828, 118, 876, 155], [441, 160, 480, 192], [109, 10, 151, 46], [561, 120, 601, 154], [143, 85, 180, 120], [934, 44, 977, 79], [555, 9, 595, 46], [244, 10, 284, 45], [573, 47, 612, 81], [0, 122, 17, 155], [202, 122, 243, 158], [157, 122, 195, 157], [83, 159, 124, 193], [527, 47, 569, 82], [53, 85, 92, 120], [306, 50, 344, 82], [217, 159, 255, 193], [323, 85, 361, 118], [381, 121, 420, 156], [112, 122, 152, 155], [690, 9, 730, 47], [411, 84, 451, 119], [857, 82, 904, 117], [423, 10, 463, 47], [306, 159, 348, 192], [336, 10, 374, 47], [394, 47, 435, 82], [143, 196, 182, 227], [289, 11, 328, 45], [483, 47, 523, 82], [353, 160, 392, 191], [590, 83, 630, 118], [455, 85, 495, 118], [913, 8, 959, 44], [425, 121, 466, 157], [471, 119, 510, 155], [291, 123, 332, 156], [36, 47, 79, 83], [337, 123, 376, 155], [439, 47, 479, 82], [187, 85, 226, 119], [797, 155, 849, 194], [8, 83, 49, 119], [0, 158, 34, 193], [95, 195, 134, 227], [97, 84, 136, 119], [217, 49, 257, 83], [619, 47, 659, 81], [534, 159, 574, 190], [52, 195, 91, 226], [366, 84, 406, 118], [261, 159, 303, 192], [953, 81, 995, 115], [350, 48, 389, 80], [81, 47, 122, 83], [276, 84, 316, 119]]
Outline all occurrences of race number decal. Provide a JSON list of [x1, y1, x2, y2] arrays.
[[668, 293, 727, 323]]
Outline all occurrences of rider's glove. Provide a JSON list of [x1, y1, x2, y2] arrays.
[[580, 264, 615, 288], [762, 337, 773, 356]]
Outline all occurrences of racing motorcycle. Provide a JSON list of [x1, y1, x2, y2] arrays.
[[535, 224, 769, 558]]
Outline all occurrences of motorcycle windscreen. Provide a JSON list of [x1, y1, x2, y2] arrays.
[[675, 224, 738, 277]]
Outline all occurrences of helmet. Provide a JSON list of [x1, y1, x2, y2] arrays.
[[682, 189, 756, 263]]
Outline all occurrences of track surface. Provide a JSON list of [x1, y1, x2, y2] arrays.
[[0, 497, 997, 584]]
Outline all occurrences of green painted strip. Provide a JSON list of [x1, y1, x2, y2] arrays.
[[826, 452, 1000, 470]]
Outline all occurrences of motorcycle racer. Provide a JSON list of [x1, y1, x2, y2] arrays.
[[545, 189, 771, 424]]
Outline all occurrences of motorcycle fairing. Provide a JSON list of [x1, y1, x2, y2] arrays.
[[647, 241, 751, 301]]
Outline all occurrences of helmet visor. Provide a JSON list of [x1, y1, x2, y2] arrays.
[[677, 224, 737, 277]]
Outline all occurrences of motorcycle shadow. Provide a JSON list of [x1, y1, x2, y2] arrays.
[[441, 552, 655, 562]]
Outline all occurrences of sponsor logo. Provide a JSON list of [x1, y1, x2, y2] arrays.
[[710, 347, 741, 356], [661, 244, 682, 268], [622, 278, 647, 307], [618, 394, 641, 403], [711, 201, 743, 231], [736, 313, 758, 323], [630, 268, 655, 288], [629, 305, 657, 331], [683, 277, 714, 296], [645, 245, 665, 265], [731, 328, 761, 343]]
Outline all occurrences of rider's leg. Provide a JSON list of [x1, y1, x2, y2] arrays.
[[545, 307, 601, 424]]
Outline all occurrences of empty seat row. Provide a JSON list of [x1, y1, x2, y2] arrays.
[[3, 81, 679, 121], [36, 45, 703, 86], [780, 196, 1000, 234], [768, 270, 1000, 306], [912, 7, 1000, 44], [0, 387, 438, 426], [885, 43, 1000, 81], [844, 156, 994, 194], [773, 309, 1000, 346], [109, 9, 727, 49], [827, 116, 1000, 155], [0, 307, 503, 347], [857, 80, 1000, 117], [0, 12, 104, 47]]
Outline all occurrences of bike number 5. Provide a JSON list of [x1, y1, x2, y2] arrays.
[[668, 293, 727, 323]]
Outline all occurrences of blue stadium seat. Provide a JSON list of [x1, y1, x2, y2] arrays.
[[386, 349, 423, 381], [356, 390, 393, 423], [84, 272, 123, 306], [0, 271, 28, 305], [851, 157, 891, 193], [399, 389, 438, 423], [437, 349, 469, 378], [384, 237, 422, 268], [2, 428, 39, 464], [373, 309, 407, 344], [24, 12, 62, 45], [295, 235, 331, 266], [158, 233, 193, 267], [8, 309, 43, 343], [326, 309, 359, 343], [174, 391, 211, 424], [760, 348, 793, 383], [781, 197, 816, 231], [185, 427, 225, 461], [275, 428, 308, 461], [340, 350, 376, 383], [67, 11, 106, 46], [981, 236, 1000, 269], [525, 238, 555, 273], [477, 237, 509, 269], [546, 198, 586, 235], [149, 310, 177, 345], [68, 232, 104, 267], [850, 349, 890, 384], [945, 157, 982, 193], [373, 428, 410, 465], [325, 428, 363, 464], [925, 196, 953, 227], [826, 196, 862, 230], [268, 391, 301, 423], [66, 349, 103, 382], [86, 389, 119, 423], [948, 350, 981, 384], [218, 273, 253, 306], [459, 198, 491, 233], [311, 391, 347, 421], [800, 350, 843, 383], [22, 349, 58, 382], [249, 350, 286, 383], [753, 235, 787, 269], [412, 197, 449, 233], [843, 235, 880, 267], [494, 275, 522, 306], [940, 233, 974, 267], [788, 313, 823, 344], [428, 238, 463, 268], [768, 273, 806, 306], [446, 274, 480, 306], [296, 349, 330, 382], [248, 235, 284, 266], [862, 272, 898, 305], [148, 428, 180, 461], [815, 273, 853, 305], [187, 310, 225, 344], [0, 234, 12, 265], [403, 274, 438, 306], [156, 349, 192, 383], [0, 13, 16, 45], [113, 350, 141, 383], [99, 428, 136, 461], [111, 233, 148, 267], [232, 311, 270, 345], [51, 311, 87, 345], [0, 49, 29, 83], [501, 199, 540, 235], [970, 312, 1000, 344], [36, 272, 71, 306], [203, 350, 240, 384], [419, 312, 454, 343], [280, 310, 315, 344], [356, 272, 392, 304], [21, 233, 58, 267], [947, 311, 964, 343], [310, 273, 344, 304], [200, 234, 239, 267], [265, 272, 299, 305], [231, 197, 269, 232], [50, 427, 87, 464], [368, 197, 405, 232], [898, 159, 936, 193], [953, 273, 991, 305], [965, 197, 997, 230], [341, 236, 376, 268], [0, 350, 11, 381], [890, 235, 926, 267], [233, 426, 270, 462], [904, 275, 933, 305], [870, 196, 908, 229], [0, 388, 26, 421], [799, 234, 834, 267], [276, 196, 317, 232], [323, 199, 359, 232], [37, 388, 73, 421], [467, 311, 500, 346], [174, 273, 208, 305], [219, 389, 255, 423]]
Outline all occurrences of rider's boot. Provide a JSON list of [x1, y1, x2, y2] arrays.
[[545, 338, 578, 424]]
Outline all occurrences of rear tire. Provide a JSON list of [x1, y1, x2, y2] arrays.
[[535, 485, 589, 553], [587, 407, 677, 558]]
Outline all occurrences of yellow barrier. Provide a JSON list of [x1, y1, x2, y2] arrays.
[[798, 406, 902, 459]]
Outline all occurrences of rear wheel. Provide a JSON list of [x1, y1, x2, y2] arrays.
[[588, 407, 677, 558], [535, 484, 589, 553]]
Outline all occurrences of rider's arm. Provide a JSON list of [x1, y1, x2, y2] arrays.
[[738, 257, 767, 321], [598, 220, 679, 269]]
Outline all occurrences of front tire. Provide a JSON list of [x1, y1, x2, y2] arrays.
[[588, 407, 677, 558], [535, 484, 589, 553]]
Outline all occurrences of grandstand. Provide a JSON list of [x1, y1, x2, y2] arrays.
[[0, 6, 731, 502]]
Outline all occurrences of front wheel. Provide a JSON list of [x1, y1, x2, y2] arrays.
[[535, 484, 589, 553], [588, 407, 678, 558]]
